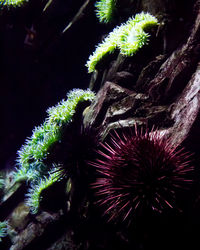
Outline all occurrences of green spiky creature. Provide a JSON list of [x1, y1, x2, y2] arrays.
[[0, 221, 7, 242], [14, 89, 95, 213], [26, 169, 63, 214], [86, 12, 158, 72], [95, 0, 116, 23], [0, 0, 28, 8]]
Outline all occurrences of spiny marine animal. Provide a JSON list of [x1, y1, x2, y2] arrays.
[[90, 126, 193, 224], [0, 0, 28, 8], [86, 12, 158, 72], [95, 0, 116, 23], [14, 88, 95, 214]]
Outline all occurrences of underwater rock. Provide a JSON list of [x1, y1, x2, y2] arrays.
[[8, 202, 30, 233], [169, 62, 200, 147], [83, 80, 172, 139], [83, 81, 132, 129], [10, 211, 63, 250]]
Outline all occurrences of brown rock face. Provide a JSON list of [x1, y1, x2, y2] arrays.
[[83, 81, 172, 139]]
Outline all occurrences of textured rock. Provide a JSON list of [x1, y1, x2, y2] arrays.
[[83, 81, 132, 129], [83, 81, 172, 139], [8, 202, 30, 233], [168, 62, 200, 147], [10, 211, 63, 250], [149, 4, 200, 103]]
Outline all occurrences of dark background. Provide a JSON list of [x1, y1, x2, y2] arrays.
[[0, 0, 104, 169]]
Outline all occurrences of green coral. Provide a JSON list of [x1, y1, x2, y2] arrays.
[[26, 169, 63, 214], [0, 0, 28, 8], [95, 0, 116, 23], [15, 88, 95, 183], [0, 177, 4, 190], [86, 12, 158, 73], [14, 88, 95, 213], [0, 221, 7, 242], [0, 175, 5, 199]]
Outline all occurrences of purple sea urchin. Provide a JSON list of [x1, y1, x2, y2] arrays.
[[90, 127, 193, 223]]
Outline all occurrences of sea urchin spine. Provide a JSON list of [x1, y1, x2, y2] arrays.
[[90, 127, 193, 223]]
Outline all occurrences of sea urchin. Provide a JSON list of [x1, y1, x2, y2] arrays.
[[90, 127, 193, 223]]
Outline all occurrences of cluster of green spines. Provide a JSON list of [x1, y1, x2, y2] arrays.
[[47, 88, 96, 125], [0, 177, 4, 190], [14, 89, 95, 213], [86, 12, 158, 72], [0, 0, 28, 8], [0, 221, 7, 242], [95, 0, 116, 23], [15, 89, 95, 183], [26, 169, 63, 214]]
